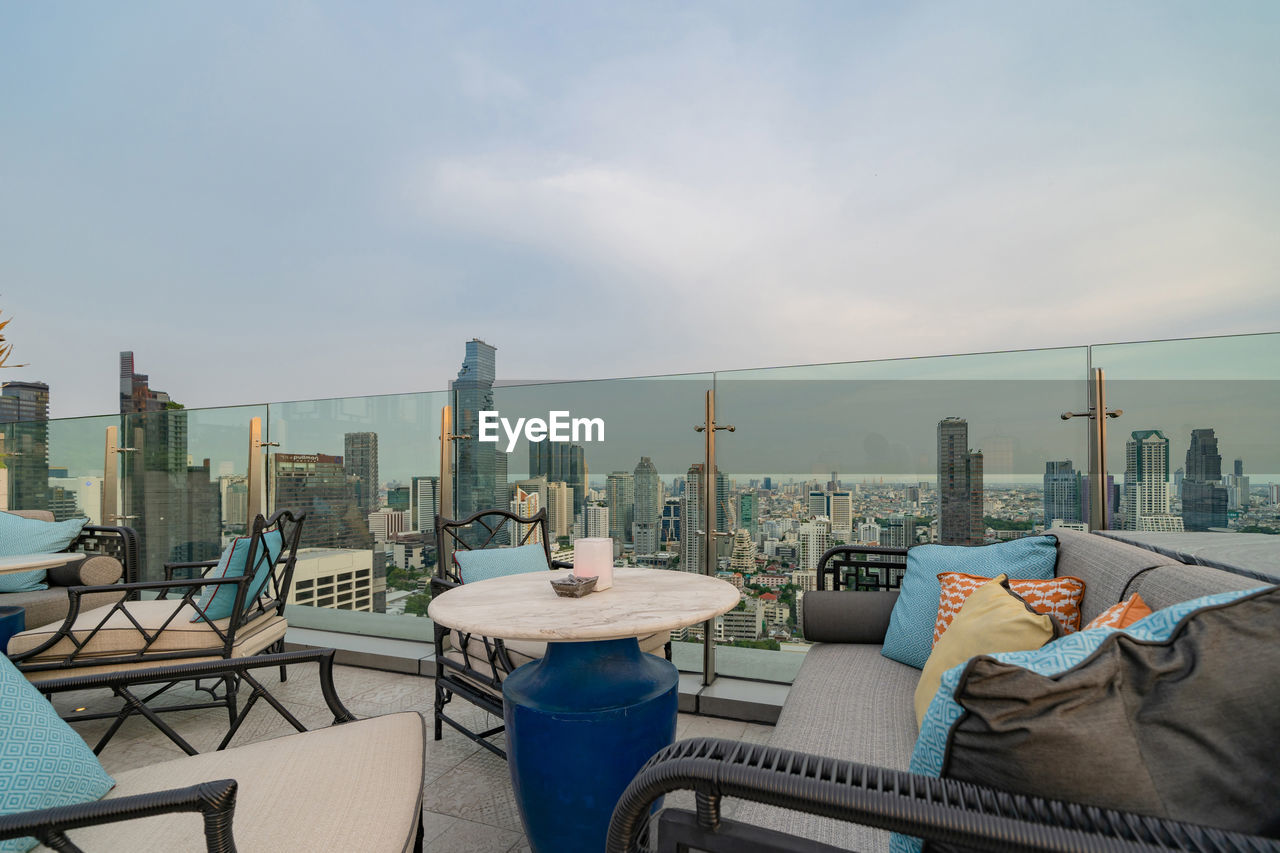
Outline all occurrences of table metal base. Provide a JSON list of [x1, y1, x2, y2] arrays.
[[0, 606, 25, 657], [503, 637, 678, 853]]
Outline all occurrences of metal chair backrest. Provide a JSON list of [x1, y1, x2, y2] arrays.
[[435, 508, 553, 585], [242, 509, 306, 617]]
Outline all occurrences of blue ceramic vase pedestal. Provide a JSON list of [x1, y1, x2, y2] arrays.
[[503, 637, 678, 853]]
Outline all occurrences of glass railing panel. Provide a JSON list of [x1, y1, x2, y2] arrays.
[[269, 391, 446, 641], [1089, 333, 1280, 577], [120, 404, 268, 580], [2, 413, 116, 523], [712, 347, 1091, 682], [452, 373, 714, 671]]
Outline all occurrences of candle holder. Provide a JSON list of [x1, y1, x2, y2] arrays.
[[572, 537, 614, 590]]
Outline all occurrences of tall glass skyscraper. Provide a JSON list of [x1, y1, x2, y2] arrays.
[[453, 339, 496, 524], [632, 457, 660, 555], [937, 417, 983, 545], [1043, 461, 1082, 525], [1182, 428, 1228, 531]]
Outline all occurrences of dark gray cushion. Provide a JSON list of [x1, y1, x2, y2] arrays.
[[1129, 562, 1260, 611], [801, 591, 898, 644], [1051, 529, 1183, 623], [943, 585, 1280, 837]]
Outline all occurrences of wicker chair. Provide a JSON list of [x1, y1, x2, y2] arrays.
[[7, 510, 304, 752], [431, 508, 670, 758]]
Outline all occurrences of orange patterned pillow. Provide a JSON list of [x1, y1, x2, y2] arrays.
[[1084, 594, 1153, 630], [934, 572, 1086, 644]]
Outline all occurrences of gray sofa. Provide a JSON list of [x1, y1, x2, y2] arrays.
[[1, 510, 138, 631], [728, 529, 1265, 852]]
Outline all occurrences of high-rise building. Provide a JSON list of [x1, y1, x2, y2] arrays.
[[738, 491, 758, 540], [367, 508, 408, 541], [344, 432, 380, 519], [512, 476, 548, 518], [119, 351, 173, 414], [1043, 461, 1082, 525], [1182, 429, 1228, 531], [1122, 430, 1180, 531], [829, 491, 854, 531], [412, 475, 440, 534], [386, 486, 410, 511], [0, 381, 50, 511], [510, 485, 543, 545], [606, 471, 635, 545], [728, 528, 757, 574], [881, 514, 916, 550], [454, 339, 497, 524], [798, 516, 832, 571], [1230, 459, 1250, 510], [632, 457, 661, 555], [547, 481, 572, 540], [219, 475, 249, 533], [530, 441, 589, 516], [938, 418, 983, 546], [661, 497, 682, 547], [857, 517, 880, 544], [715, 471, 731, 534], [681, 464, 703, 574], [585, 503, 609, 539], [807, 491, 827, 520], [272, 452, 372, 549]]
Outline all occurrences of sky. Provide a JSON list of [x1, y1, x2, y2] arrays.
[[2, 1, 1279, 420]]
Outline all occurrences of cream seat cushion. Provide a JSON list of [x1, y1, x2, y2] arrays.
[[36, 712, 425, 853]]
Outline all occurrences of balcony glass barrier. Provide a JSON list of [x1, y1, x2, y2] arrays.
[[712, 347, 1092, 682], [2, 413, 119, 523], [1088, 333, 1280, 581], [450, 373, 714, 672], [268, 391, 446, 641]]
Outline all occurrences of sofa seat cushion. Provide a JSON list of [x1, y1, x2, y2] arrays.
[[10, 599, 283, 662], [735, 643, 919, 853], [35, 712, 425, 853], [0, 589, 125, 638]]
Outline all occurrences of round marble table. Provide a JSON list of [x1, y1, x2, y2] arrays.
[[429, 567, 739, 853]]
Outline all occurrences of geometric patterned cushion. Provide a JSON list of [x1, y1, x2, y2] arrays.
[[0, 653, 115, 853], [1083, 594, 1152, 630], [882, 536, 1059, 670], [0, 514, 90, 595], [453, 543, 549, 585], [933, 572, 1086, 644], [894, 585, 1270, 853], [189, 527, 283, 624]]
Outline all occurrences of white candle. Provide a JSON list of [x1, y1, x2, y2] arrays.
[[573, 538, 614, 590]]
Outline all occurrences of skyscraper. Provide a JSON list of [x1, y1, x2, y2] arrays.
[[715, 471, 731, 534], [1182, 429, 1228, 531], [1043, 461, 1082, 525], [454, 339, 497, 523], [606, 471, 635, 545], [807, 491, 828, 519], [661, 497, 682, 547], [1123, 430, 1180, 531], [510, 485, 543, 545], [411, 475, 440, 533], [119, 351, 173, 414], [738, 491, 758, 540], [632, 457, 661, 555], [546, 481, 572, 540], [681, 463, 703, 573], [0, 380, 50, 511], [828, 491, 854, 532], [343, 433, 379, 518], [530, 440, 589, 517], [272, 452, 372, 549], [937, 418, 983, 546]]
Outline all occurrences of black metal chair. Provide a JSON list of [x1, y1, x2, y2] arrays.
[[8, 510, 305, 752], [430, 508, 569, 758]]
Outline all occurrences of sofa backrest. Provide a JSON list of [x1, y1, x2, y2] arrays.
[[4, 509, 56, 523], [1052, 529, 1264, 623]]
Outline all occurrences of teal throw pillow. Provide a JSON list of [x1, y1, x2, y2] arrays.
[[895, 584, 1274, 853], [0, 514, 90, 594], [0, 653, 115, 852], [881, 535, 1058, 669], [190, 528, 285, 623], [454, 543, 549, 584]]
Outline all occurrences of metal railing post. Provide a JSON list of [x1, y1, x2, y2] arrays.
[[246, 417, 277, 524], [695, 390, 734, 687], [1062, 368, 1121, 531], [438, 404, 471, 570], [102, 426, 118, 524]]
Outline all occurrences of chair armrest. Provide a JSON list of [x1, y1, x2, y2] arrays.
[[33, 649, 357, 725], [817, 544, 908, 591], [800, 590, 898, 644], [164, 559, 219, 580], [607, 738, 1276, 853], [0, 779, 237, 853]]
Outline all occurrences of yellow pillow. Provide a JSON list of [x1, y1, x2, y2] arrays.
[[914, 573, 1059, 727]]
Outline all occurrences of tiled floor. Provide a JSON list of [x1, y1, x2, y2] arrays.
[[50, 662, 774, 853]]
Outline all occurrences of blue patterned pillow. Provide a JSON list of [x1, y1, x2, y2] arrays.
[[0, 514, 90, 594], [454, 543, 549, 584], [894, 585, 1271, 853], [0, 653, 115, 852], [881, 536, 1058, 669]]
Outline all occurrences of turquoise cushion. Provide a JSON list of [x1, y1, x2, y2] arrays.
[[0, 653, 115, 853], [454, 543, 549, 584], [894, 585, 1269, 853], [881, 536, 1058, 669], [190, 528, 285, 623], [0, 514, 90, 594]]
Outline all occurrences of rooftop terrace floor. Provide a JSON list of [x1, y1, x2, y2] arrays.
[[51, 662, 774, 853]]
